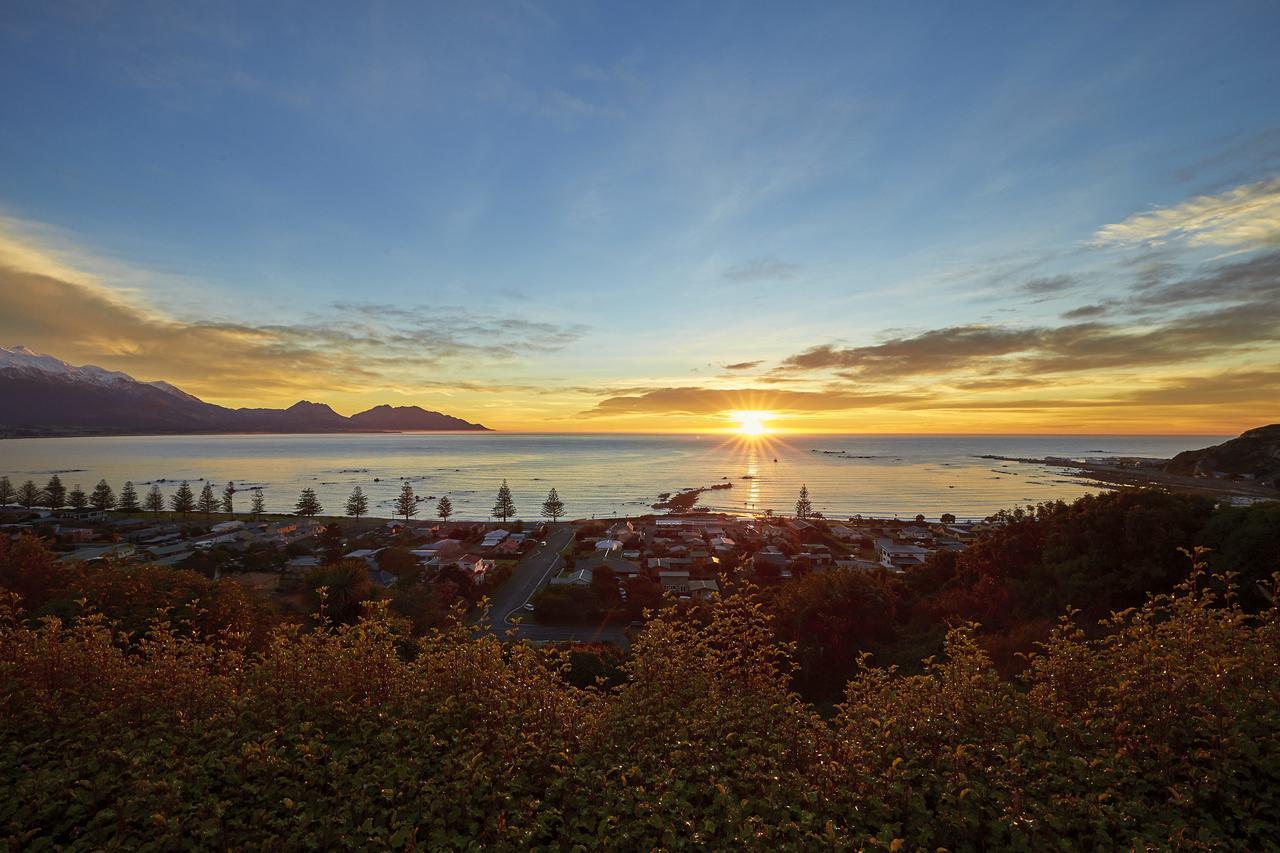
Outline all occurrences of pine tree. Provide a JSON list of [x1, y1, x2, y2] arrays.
[[118, 481, 140, 513], [795, 484, 813, 520], [221, 482, 236, 515], [68, 484, 88, 511], [197, 483, 218, 518], [295, 487, 322, 518], [18, 480, 40, 510], [251, 489, 266, 520], [42, 474, 66, 510], [541, 487, 565, 523], [145, 485, 164, 516], [90, 479, 115, 512], [0, 476, 11, 507], [436, 495, 453, 523], [395, 482, 418, 521], [492, 479, 516, 523], [345, 486, 368, 519], [170, 481, 196, 517]]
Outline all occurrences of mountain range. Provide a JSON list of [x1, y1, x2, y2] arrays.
[[0, 345, 489, 436]]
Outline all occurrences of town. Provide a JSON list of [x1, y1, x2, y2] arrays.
[[0, 473, 987, 641]]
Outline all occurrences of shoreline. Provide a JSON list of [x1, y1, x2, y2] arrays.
[[982, 455, 1279, 502]]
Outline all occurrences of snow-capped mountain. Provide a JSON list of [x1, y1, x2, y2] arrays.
[[1, 345, 137, 388], [0, 345, 489, 436]]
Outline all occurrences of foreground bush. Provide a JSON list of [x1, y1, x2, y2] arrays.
[[1, 561, 1277, 849]]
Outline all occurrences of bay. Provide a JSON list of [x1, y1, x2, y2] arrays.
[[0, 432, 1222, 521]]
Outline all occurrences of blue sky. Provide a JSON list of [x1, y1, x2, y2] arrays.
[[2, 2, 1279, 431]]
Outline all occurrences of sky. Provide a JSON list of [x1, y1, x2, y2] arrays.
[[1, 1, 1279, 434]]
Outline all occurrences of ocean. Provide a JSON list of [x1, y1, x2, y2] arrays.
[[0, 433, 1223, 522]]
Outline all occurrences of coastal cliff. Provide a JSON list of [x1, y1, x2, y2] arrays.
[[1163, 424, 1280, 486]]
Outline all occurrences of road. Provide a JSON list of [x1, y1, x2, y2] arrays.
[[479, 524, 628, 645]]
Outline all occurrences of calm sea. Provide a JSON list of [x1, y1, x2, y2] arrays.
[[0, 433, 1223, 522]]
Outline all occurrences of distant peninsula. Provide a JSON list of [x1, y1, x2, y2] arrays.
[[1163, 424, 1280, 487], [0, 345, 490, 437]]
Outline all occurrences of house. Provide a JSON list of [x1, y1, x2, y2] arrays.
[[56, 526, 95, 543], [835, 557, 883, 571], [211, 520, 245, 535], [551, 566, 594, 587], [482, 529, 510, 549], [344, 548, 381, 566], [62, 509, 106, 523], [494, 538, 522, 557], [687, 578, 719, 600], [753, 546, 787, 574], [370, 569, 399, 587], [127, 524, 181, 542], [897, 525, 934, 543], [659, 569, 691, 594], [709, 537, 737, 561], [829, 524, 859, 542], [458, 554, 494, 585], [193, 533, 238, 550], [875, 538, 931, 571], [58, 542, 136, 564], [286, 555, 321, 574], [412, 539, 462, 562], [582, 553, 642, 578], [607, 520, 636, 541], [800, 543, 833, 566]]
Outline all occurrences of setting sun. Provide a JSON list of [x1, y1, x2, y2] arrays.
[[730, 410, 774, 436]]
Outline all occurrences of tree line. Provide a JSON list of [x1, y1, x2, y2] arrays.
[[1, 473, 571, 524]]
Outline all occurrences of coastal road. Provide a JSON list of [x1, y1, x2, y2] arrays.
[[479, 524, 628, 645]]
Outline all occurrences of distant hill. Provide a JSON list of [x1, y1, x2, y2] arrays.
[[348, 404, 487, 431], [1163, 425, 1280, 486], [0, 345, 490, 436]]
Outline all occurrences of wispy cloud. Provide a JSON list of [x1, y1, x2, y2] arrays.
[[1092, 177, 1280, 250], [0, 222, 582, 408], [722, 257, 800, 282], [578, 386, 918, 418]]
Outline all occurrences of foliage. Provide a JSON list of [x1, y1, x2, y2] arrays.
[[4, 558, 1273, 849], [531, 584, 604, 623], [436, 495, 453, 522], [541, 487, 565, 522], [345, 486, 369, 520], [295, 487, 323, 518], [117, 481, 140, 513], [305, 559, 374, 625], [144, 484, 164, 515], [795, 484, 812, 520], [221, 482, 236, 515], [197, 483, 219, 518], [90, 479, 115, 512], [492, 479, 516, 523], [394, 482, 417, 522], [67, 484, 87, 511], [17, 480, 39, 510], [376, 547, 418, 579], [169, 481, 195, 516], [42, 474, 66, 510]]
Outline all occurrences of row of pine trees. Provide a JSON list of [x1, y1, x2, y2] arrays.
[[0, 473, 569, 524], [3, 472, 813, 522]]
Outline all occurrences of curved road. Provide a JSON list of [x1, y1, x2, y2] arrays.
[[479, 524, 627, 644]]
